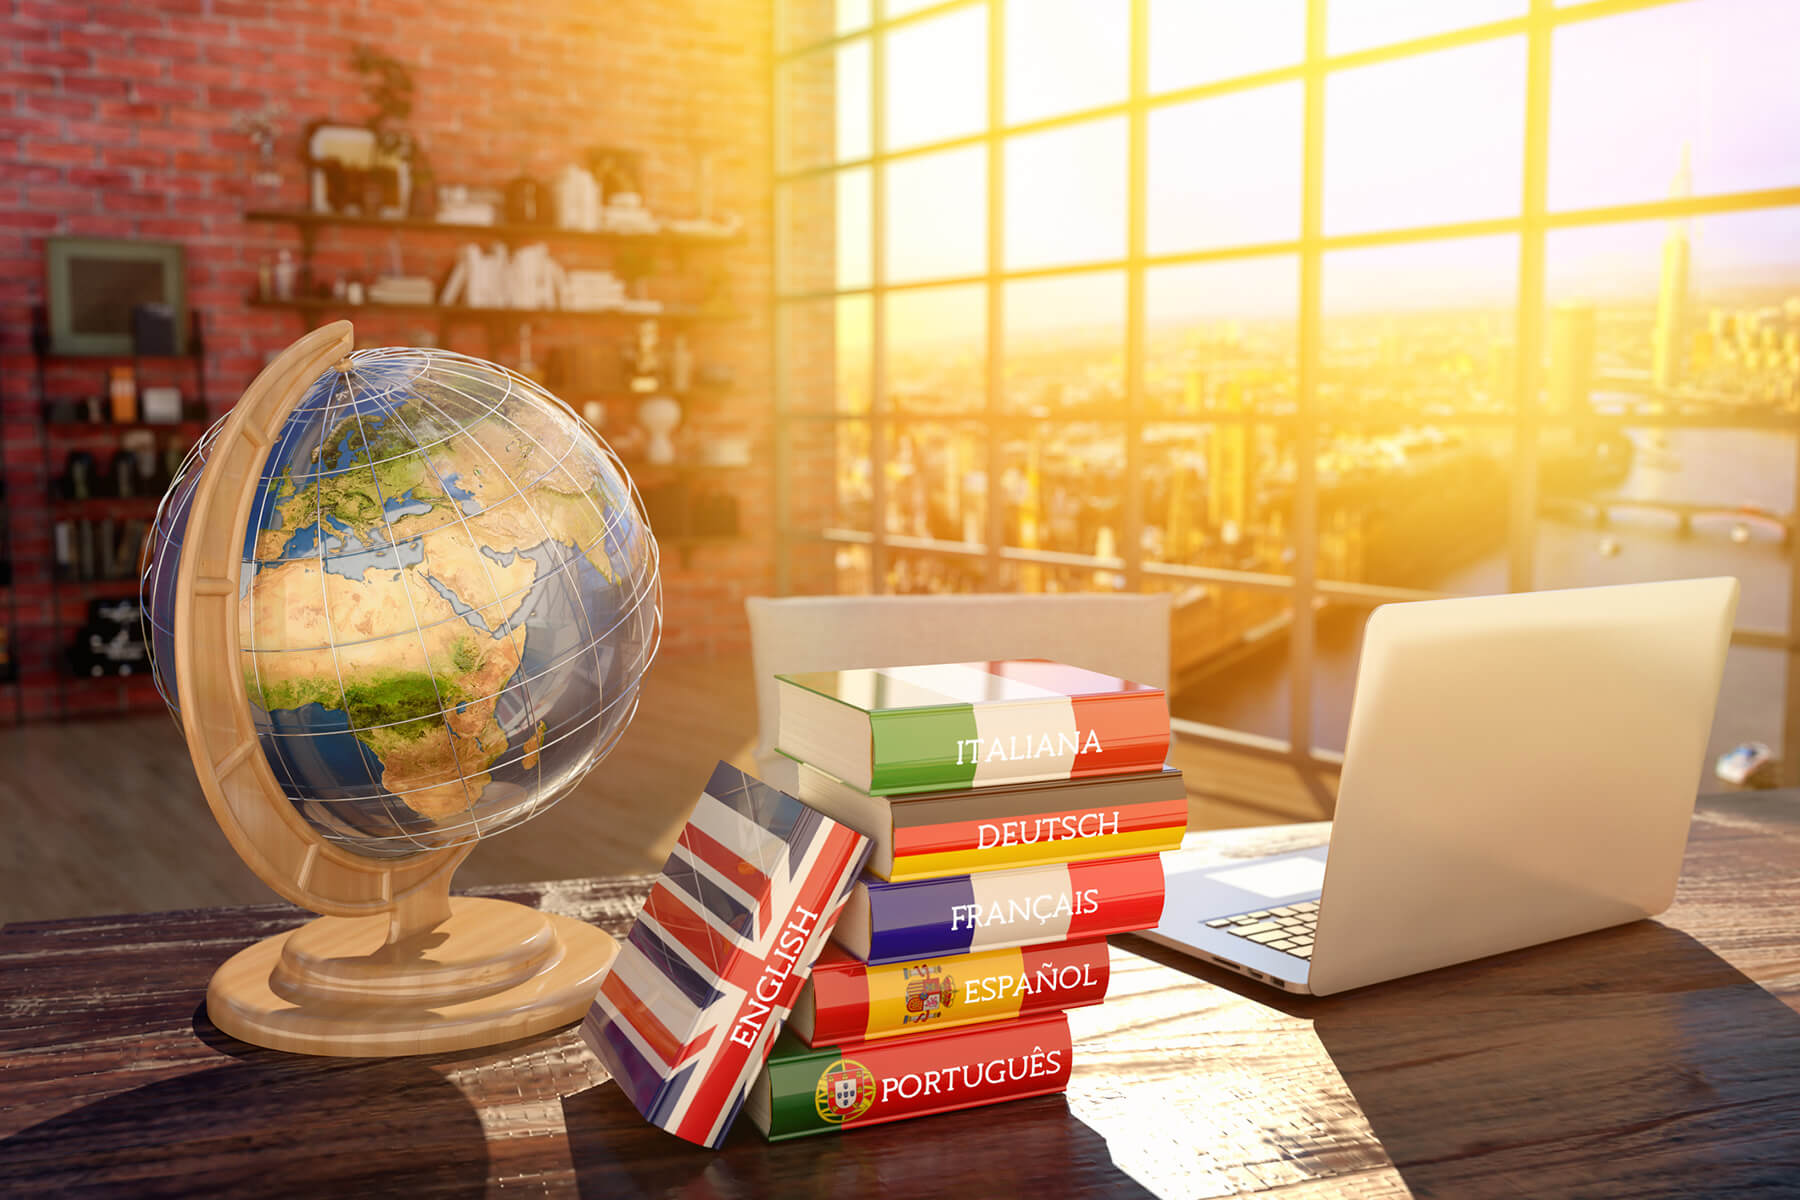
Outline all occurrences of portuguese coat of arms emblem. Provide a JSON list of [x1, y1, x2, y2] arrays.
[[814, 1058, 876, 1124]]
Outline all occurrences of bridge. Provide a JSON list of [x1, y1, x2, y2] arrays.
[[1541, 497, 1793, 545]]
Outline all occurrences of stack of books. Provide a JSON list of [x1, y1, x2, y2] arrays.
[[741, 659, 1187, 1140]]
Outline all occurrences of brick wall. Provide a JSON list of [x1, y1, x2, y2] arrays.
[[0, 0, 775, 714]]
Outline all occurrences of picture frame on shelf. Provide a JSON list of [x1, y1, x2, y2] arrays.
[[304, 120, 411, 219], [44, 238, 187, 357]]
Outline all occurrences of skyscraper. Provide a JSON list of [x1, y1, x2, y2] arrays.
[[1651, 145, 1693, 395]]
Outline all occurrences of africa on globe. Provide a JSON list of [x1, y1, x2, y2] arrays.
[[146, 343, 660, 858]]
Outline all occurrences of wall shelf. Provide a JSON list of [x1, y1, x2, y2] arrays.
[[247, 298, 740, 325], [244, 208, 743, 251]]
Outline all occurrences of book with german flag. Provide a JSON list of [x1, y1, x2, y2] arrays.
[[796, 761, 1187, 881], [788, 938, 1109, 1046], [775, 659, 1169, 795], [742, 1013, 1072, 1141], [829, 853, 1165, 964]]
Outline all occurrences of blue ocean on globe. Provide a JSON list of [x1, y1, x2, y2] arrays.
[[145, 348, 661, 858]]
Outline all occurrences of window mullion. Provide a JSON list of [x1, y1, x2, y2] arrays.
[[1511, 0, 1554, 595], [1291, 0, 1327, 765], [985, 0, 1006, 588], [869, 2, 889, 593], [1123, 0, 1148, 595]]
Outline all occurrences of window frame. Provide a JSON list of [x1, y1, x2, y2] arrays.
[[771, 0, 1800, 778]]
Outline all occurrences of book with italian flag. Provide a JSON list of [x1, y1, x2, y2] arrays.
[[774, 659, 1170, 796]]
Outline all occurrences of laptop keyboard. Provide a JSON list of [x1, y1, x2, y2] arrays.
[[1205, 901, 1317, 958]]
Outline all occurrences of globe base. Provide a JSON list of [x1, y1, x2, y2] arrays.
[[206, 897, 617, 1057]]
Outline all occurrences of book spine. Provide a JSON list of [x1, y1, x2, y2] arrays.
[[855, 854, 1165, 964], [804, 938, 1110, 1045], [867, 691, 1170, 795], [759, 1013, 1072, 1140], [886, 793, 1188, 880]]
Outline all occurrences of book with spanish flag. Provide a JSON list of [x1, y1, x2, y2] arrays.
[[788, 937, 1110, 1046]]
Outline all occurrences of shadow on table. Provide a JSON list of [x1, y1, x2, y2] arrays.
[[0, 1006, 490, 1197], [1312, 922, 1800, 1199], [563, 1083, 1157, 1200]]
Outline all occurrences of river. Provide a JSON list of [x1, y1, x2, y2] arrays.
[[1170, 427, 1795, 771]]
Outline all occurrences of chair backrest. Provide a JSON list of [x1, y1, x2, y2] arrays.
[[744, 593, 1172, 789]]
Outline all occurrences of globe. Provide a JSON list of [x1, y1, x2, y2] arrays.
[[143, 346, 661, 862]]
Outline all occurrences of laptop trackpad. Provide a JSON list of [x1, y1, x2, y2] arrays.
[[1210, 853, 1327, 900]]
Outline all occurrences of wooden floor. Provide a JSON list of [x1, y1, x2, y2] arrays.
[[0, 654, 1335, 925]]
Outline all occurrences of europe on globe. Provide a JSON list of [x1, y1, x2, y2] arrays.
[[144, 345, 661, 861]]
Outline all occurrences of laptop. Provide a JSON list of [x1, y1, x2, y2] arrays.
[[1144, 577, 1740, 996]]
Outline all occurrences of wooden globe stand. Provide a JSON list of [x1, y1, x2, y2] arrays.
[[173, 321, 617, 1057]]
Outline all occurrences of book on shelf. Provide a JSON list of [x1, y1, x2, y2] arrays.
[[580, 762, 872, 1149], [830, 853, 1165, 965], [741, 1012, 1072, 1141], [796, 761, 1188, 881], [775, 659, 1169, 795], [788, 937, 1110, 1047]]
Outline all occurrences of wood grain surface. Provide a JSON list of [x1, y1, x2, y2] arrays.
[[3, 793, 1795, 1198]]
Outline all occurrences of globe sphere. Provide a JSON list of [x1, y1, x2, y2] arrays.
[[143, 347, 661, 860]]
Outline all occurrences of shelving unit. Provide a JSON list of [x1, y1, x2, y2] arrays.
[[24, 307, 207, 720], [248, 205, 751, 563]]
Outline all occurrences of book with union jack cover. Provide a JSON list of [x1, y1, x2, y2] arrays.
[[775, 659, 1169, 795], [579, 762, 873, 1149], [787, 937, 1110, 1046], [742, 1012, 1073, 1140]]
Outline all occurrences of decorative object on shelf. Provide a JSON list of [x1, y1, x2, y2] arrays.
[[141, 324, 660, 1056], [586, 145, 642, 203], [366, 275, 433, 306], [45, 237, 187, 357], [272, 249, 298, 301], [231, 104, 286, 208], [132, 303, 180, 357], [670, 332, 694, 393], [140, 386, 183, 425], [108, 366, 137, 423], [638, 393, 681, 466], [69, 595, 149, 679], [554, 164, 601, 232], [305, 121, 410, 219], [562, 268, 628, 312], [623, 320, 662, 394], [625, 321, 680, 464], [505, 174, 551, 226], [434, 184, 499, 225]]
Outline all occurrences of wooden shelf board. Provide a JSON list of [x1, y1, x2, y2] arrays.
[[244, 208, 743, 249], [248, 298, 740, 324]]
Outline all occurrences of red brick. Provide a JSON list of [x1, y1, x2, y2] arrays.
[[22, 92, 95, 119], [21, 46, 91, 70]]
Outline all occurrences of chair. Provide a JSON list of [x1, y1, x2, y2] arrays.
[[744, 593, 1172, 790]]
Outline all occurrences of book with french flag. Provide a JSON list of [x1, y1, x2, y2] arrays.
[[580, 658, 1185, 1146]]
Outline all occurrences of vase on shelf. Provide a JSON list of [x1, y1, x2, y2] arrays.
[[637, 394, 681, 466]]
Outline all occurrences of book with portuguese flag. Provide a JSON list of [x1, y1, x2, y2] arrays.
[[774, 659, 1170, 796], [741, 1013, 1073, 1140], [788, 937, 1110, 1046], [796, 760, 1187, 881]]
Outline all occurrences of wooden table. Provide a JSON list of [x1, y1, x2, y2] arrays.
[[3, 792, 1797, 1197]]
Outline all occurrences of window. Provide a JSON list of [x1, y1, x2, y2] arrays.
[[774, 0, 1800, 779]]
